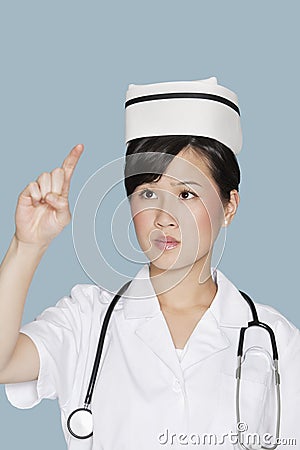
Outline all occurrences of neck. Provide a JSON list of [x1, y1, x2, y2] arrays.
[[149, 256, 217, 311]]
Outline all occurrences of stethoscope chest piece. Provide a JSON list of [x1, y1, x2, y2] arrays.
[[67, 408, 93, 439]]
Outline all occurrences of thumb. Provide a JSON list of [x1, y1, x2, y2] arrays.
[[45, 192, 71, 223]]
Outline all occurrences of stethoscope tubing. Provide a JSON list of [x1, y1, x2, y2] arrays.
[[84, 280, 132, 407], [237, 291, 281, 450], [67, 280, 132, 439], [67, 286, 281, 445]]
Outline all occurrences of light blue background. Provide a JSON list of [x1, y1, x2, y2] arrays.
[[1, 1, 299, 448]]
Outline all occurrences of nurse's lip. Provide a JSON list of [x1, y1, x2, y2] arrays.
[[153, 236, 180, 251]]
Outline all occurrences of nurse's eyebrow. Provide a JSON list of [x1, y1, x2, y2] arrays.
[[170, 180, 203, 187]]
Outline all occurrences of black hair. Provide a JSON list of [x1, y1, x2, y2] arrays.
[[124, 135, 240, 205]]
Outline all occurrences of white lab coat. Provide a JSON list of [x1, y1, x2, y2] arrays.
[[5, 265, 300, 449]]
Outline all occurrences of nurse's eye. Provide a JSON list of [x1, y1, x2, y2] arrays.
[[179, 189, 198, 200], [139, 189, 158, 200]]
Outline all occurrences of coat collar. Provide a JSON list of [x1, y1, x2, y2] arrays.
[[120, 264, 252, 328], [100, 265, 253, 377]]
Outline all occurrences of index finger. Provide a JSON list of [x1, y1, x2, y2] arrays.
[[61, 144, 84, 197]]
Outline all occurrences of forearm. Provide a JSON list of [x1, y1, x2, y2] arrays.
[[0, 235, 48, 370]]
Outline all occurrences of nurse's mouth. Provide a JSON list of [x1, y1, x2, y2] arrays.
[[153, 236, 180, 251]]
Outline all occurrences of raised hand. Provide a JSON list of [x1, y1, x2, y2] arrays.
[[15, 144, 84, 247]]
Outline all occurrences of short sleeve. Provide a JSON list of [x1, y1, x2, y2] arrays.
[[5, 283, 104, 410]]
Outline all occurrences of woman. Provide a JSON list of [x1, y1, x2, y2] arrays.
[[0, 77, 299, 449]]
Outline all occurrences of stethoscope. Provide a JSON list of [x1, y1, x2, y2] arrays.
[[67, 283, 281, 450]]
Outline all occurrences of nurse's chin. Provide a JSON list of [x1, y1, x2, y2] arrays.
[[148, 255, 198, 275], [149, 250, 211, 274]]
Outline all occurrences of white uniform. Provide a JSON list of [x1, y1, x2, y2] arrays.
[[5, 265, 300, 449]]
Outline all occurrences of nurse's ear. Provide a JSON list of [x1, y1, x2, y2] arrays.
[[222, 189, 240, 227]]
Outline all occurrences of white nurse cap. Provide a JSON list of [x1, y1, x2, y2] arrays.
[[125, 77, 242, 155]]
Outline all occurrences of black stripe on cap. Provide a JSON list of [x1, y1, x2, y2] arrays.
[[125, 92, 240, 116]]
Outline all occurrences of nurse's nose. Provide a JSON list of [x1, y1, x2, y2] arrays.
[[154, 208, 177, 229]]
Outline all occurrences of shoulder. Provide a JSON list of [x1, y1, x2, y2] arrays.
[[254, 300, 298, 334], [35, 283, 116, 326], [216, 268, 300, 353], [69, 283, 114, 307], [254, 301, 300, 358], [254, 300, 297, 328], [62, 282, 117, 311]]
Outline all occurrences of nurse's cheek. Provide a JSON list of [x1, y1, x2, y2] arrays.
[[130, 203, 153, 253], [197, 189, 225, 242]]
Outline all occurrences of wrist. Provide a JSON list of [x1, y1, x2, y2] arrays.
[[12, 234, 50, 255]]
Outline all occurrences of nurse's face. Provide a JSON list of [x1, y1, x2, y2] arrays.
[[129, 148, 227, 272]]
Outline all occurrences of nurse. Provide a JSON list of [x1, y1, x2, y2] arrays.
[[0, 77, 300, 450]]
